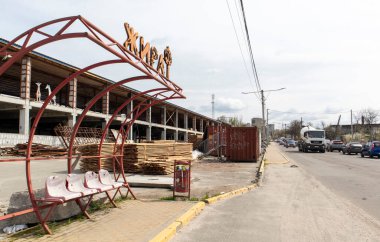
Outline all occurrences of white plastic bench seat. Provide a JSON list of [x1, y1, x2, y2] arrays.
[[99, 169, 124, 188], [66, 174, 98, 196], [45, 176, 82, 202], [84, 171, 113, 192]]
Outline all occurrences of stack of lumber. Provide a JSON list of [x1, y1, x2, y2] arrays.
[[78, 143, 120, 172], [124, 141, 193, 175], [0, 143, 67, 157], [78, 141, 193, 175], [188, 134, 203, 150]]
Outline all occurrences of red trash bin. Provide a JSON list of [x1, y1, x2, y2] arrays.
[[173, 160, 191, 198]]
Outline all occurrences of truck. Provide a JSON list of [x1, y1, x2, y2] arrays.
[[298, 126, 326, 153]]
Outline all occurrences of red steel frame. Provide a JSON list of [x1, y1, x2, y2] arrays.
[[0, 16, 185, 234]]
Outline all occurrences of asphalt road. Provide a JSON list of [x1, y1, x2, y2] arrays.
[[281, 145, 380, 221], [172, 144, 380, 241]]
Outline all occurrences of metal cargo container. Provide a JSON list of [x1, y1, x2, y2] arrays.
[[205, 126, 259, 162], [226, 127, 259, 162]]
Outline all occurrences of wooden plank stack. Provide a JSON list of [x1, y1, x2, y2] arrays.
[[188, 134, 203, 150], [125, 142, 193, 175], [78, 143, 120, 172], [78, 141, 193, 175]]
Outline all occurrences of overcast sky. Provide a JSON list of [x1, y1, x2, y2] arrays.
[[1, 0, 379, 128]]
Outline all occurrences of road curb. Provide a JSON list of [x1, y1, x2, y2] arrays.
[[257, 150, 267, 186], [151, 154, 264, 241], [150, 202, 205, 242], [205, 184, 257, 204]]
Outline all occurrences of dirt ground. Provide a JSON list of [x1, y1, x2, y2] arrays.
[[130, 157, 260, 200], [0, 155, 260, 232]]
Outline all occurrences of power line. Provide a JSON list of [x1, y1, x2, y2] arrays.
[[225, 0, 260, 101], [234, 0, 250, 57], [269, 109, 352, 115], [239, 0, 262, 92]]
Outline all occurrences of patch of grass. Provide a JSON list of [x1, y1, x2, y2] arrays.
[[160, 196, 175, 201], [9, 214, 85, 240], [200, 193, 210, 201], [189, 197, 200, 201], [89, 200, 108, 212]]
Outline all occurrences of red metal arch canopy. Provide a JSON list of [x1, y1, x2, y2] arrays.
[[0, 16, 186, 233]]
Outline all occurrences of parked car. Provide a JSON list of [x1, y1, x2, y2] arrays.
[[285, 140, 296, 148], [342, 142, 362, 155], [327, 140, 343, 152], [361, 141, 380, 158]]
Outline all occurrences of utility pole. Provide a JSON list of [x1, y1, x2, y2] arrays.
[[261, 90, 265, 125], [284, 123, 287, 137], [351, 109, 353, 139], [211, 94, 215, 119], [242, 88, 286, 143]]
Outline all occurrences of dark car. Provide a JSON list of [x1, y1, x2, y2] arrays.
[[342, 142, 362, 155], [285, 140, 296, 148], [361, 141, 380, 158], [327, 140, 343, 152]]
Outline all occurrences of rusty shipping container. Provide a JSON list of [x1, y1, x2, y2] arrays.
[[226, 127, 259, 162], [206, 126, 259, 162]]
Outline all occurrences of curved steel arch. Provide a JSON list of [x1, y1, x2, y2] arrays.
[[0, 16, 186, 234], [0, 15, 185, 94], [97, 88, 171, 168], [96, 90, 175, 200], [66, 75, 150, 173], [116, 93, 183, 169], [105, 94, 182, 189]]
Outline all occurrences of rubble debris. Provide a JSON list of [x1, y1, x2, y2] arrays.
[[0, 143, 67, 157], [3, 224, 28, 234]]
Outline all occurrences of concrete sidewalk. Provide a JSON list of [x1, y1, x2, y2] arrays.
[[11, 200, 199, 242], [2, 154, 259, 241], [264, 144, 289, 165], [170, 144, 380, 241]]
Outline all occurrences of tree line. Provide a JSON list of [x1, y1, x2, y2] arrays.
[[273, 108, 379, 141]]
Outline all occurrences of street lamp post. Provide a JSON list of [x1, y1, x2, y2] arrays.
[[242, 88, 285, 142]]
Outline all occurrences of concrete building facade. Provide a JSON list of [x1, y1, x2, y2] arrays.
[[0, 39, 218, 146]]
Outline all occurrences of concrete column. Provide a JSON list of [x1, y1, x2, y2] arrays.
[[200, 119, 204, 132], [19, 57, 31, 135], [102, 91, 109, 115], [174, 109, 179, 141], [68, 113, 76, 127], [146, 100, 152, 141], [128, 98, 134, 141], [102, 119, 109, 130], [19, 106, 30, 135], [161, 129, 166, 140], [161, 106, 167, 140], [20, 57, 31, 99], [68, 78, 77, 108], [193, 116, 197, 131], [184, 113, 188, 141]]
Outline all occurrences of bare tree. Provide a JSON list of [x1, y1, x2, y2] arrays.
[[363, 108, 379, 139], [321, 121, 326, 129], [217, 115, 244, 127], [287, 120, 302, 140]]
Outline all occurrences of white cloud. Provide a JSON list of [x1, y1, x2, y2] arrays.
[[1, 0, 380, 126], [215, 98, 246, 113]]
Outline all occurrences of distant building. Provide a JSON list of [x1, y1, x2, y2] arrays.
[[251, 118, 264, 128]]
